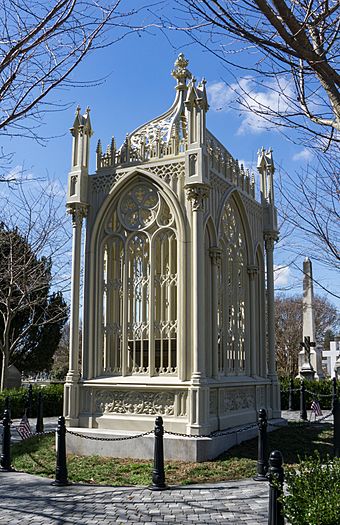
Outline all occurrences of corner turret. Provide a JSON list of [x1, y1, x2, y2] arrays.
[[67, 106, 93, 209], [257, 147, 278, 237]]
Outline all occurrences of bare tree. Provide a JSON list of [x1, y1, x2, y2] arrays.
[[0, 181, 70, 390], [168, 1, 339, 146], [51, 322, 82, 380], [275, 294, 339, 377], [0, 0, 147, 142], [161, 1, 339, 278], [277, 154, 340, 274]]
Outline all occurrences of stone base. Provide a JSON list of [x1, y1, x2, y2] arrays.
[[65, 418, 286, 462], [299, 368, 315, 381]]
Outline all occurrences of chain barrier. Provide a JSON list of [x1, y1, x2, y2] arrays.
[[65, 428, 154, 441], [268, 411, 333, 429], [63, 422, 259, 442], [312, 411, 333, 423], [164, 422, 258, 439], [304, 389, 333, 398], [36, 430, 55, 436]]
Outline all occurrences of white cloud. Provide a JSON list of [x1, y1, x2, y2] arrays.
[[238, 159, 256, 172], [207, 77, 293, 136], [274, 265, 291, 286], [2, 165, 34, 182], [292, 148, 313, 162], [42, 178, 67, 198], [207, 81, 233, 111]]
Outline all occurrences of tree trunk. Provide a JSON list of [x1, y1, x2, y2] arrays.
[[1, 351, 8, 391]]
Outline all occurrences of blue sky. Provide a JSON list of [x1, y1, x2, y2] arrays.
[[1, 12, 339, 310]]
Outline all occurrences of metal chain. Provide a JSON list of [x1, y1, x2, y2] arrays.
[[312, 411, 333, 423], [304, 389, 333, 398], [65, 428, 153, 441], [164, 422, 258, 439], [63, 423, 259, 442], [268, 411, 333, 428]]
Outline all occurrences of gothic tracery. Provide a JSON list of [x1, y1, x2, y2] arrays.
[[102, 180, 178, 377]]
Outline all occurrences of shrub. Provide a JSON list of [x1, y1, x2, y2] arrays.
[[280, 378, 336, 411], [283, 454, 340, 525], [0, 383, 64, 418]]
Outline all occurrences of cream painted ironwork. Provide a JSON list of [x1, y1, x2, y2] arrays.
[[218, 199, 247, 375], [101, 180, 178, 377], [65, 53, 281, 442]]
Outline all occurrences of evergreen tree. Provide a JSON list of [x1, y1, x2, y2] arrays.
[[0, 224, 67, 388]]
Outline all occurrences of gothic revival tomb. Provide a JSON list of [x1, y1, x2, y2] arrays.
[[65, 55, 281, 460]]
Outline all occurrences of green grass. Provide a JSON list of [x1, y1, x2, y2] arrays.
[[11, 422, 333, 486]]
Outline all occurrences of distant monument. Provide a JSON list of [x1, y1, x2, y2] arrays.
[[298, 257, 323, 380], [323, 336, 340, 378], [5, 365, 22, 389]]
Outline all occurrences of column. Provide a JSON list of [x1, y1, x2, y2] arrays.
[[186, 184, 210, 435], [247, 265, 258, 377], [64, 205, 86, 425], [186, 184, 209, 382], [264, 234, 277, 378], [210, 247, 222, 378], [265, 233, 280, 417]]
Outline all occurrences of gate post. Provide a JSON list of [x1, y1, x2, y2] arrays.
[[0, 409, 14, 472], [300, 380, 307, 421], [288, 379, 293, 411], [268, 450, 284, 525], [150, 416, 167, 490], [254, 408, 268, 481], [52, 416, 69, 486], [333, 396, 340, 458], [36, 392, 44, 434]]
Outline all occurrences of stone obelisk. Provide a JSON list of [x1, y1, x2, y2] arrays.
[[298, 257, 323, 379]]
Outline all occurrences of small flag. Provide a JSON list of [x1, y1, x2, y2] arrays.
[[17, 413, 32, 440], [311, 400, 322, 417]]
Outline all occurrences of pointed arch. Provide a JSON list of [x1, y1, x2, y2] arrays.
[[217, 190, 252, 376], [216, 187, 254, 266], [84, 170, 187, 380], [203, 217, 217, 378]]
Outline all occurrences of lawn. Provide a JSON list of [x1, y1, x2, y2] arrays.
[[11, 422, 333, 486]]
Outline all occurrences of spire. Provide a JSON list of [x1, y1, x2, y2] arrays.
[[257, 146, 275, 205], [70, 105, 93, 138], [171, 53, 192, 90]]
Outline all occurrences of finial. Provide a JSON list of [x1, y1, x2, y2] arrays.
[[76, 105, 81, 115], [172, 53, 192, 89]]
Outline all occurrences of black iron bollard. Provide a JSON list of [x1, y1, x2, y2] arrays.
[[25, 384, 33, 418], [4, 396, 11, 419], [300, 380, 307, 421], [254, 408, 268, 481], [150, 416, 167, 491], [333, 396, 340, 458], [52, 416, 69, 486], [332, 377, 337, 413], [288, 378, 294, 411], [268, 450, 284, 525], [0, 409, 14, 472], [36, 392, 44, 434]]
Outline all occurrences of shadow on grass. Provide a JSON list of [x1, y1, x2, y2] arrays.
[[10, 421, 335, 486], [12, 433, 55, 476], [218, 422, 334, 465]]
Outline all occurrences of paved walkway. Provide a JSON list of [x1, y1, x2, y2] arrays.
[[0, 472, 269, 524], [0, 411, 332, 524]]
